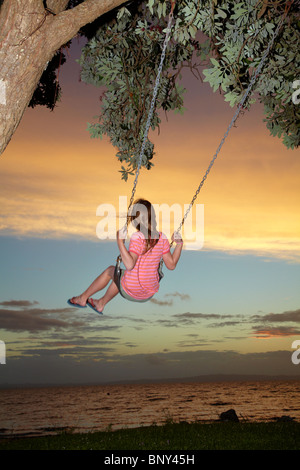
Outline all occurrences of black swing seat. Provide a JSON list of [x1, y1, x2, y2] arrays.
[[115, 255, 164, 282], [114, 255, 164, 301]]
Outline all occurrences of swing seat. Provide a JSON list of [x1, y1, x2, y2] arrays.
[[114, 255, 164, 302]]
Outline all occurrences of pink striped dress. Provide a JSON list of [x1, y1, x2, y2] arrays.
[[121, 231, 170, 300]]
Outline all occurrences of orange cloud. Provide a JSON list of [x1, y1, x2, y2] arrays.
[[1, 71, 299, 262], [252, 327, 300, 339]]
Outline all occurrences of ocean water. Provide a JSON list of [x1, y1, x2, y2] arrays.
[[1, 380, 299, 438]]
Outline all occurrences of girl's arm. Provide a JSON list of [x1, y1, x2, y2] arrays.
[[117, 229, 138, 271], [162, 233, 183, 270]]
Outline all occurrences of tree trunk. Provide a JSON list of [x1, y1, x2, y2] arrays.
[[0, 0, 129, 156]]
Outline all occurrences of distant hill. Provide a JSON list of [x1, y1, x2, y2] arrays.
[[1, 373, 299, 389], [104, 374, 300, 386]]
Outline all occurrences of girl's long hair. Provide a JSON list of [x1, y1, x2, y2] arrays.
[[128, 199, 159, 252]]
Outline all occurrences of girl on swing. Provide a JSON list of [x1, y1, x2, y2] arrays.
[[68, 199, 183, 314]]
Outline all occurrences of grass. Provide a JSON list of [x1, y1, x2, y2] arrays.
[[0, 421, 299, 450]]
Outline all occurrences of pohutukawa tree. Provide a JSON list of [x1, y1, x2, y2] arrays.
[[0, 0, 299, 178]]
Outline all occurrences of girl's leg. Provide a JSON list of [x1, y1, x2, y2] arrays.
[[70, 266, 117, 308], [89, 280, 119, 313]]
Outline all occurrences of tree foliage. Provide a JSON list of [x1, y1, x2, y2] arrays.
[[37, 1, 300, 179], [78, 1, 204, 180], [29, 48, 68, 111], [200, 0, 300, 150], [29, 0, 85, 111]]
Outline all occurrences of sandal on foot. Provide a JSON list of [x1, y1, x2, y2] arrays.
[[87, 298, 103, 315], [67, 298, 87, 308]]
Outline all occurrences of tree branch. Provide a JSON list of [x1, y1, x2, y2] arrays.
[[47, 0, 135, 52], [46, 0, 69, 14]]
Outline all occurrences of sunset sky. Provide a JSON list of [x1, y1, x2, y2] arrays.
[[0, 36, 299, 386]]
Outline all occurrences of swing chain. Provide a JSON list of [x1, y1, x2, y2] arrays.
[[127, 4, 175, 218], [171, 5, 290, 245], [124, 0, 290, 251]]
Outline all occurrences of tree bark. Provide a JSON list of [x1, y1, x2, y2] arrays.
[[0, 0, 130, 156]]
